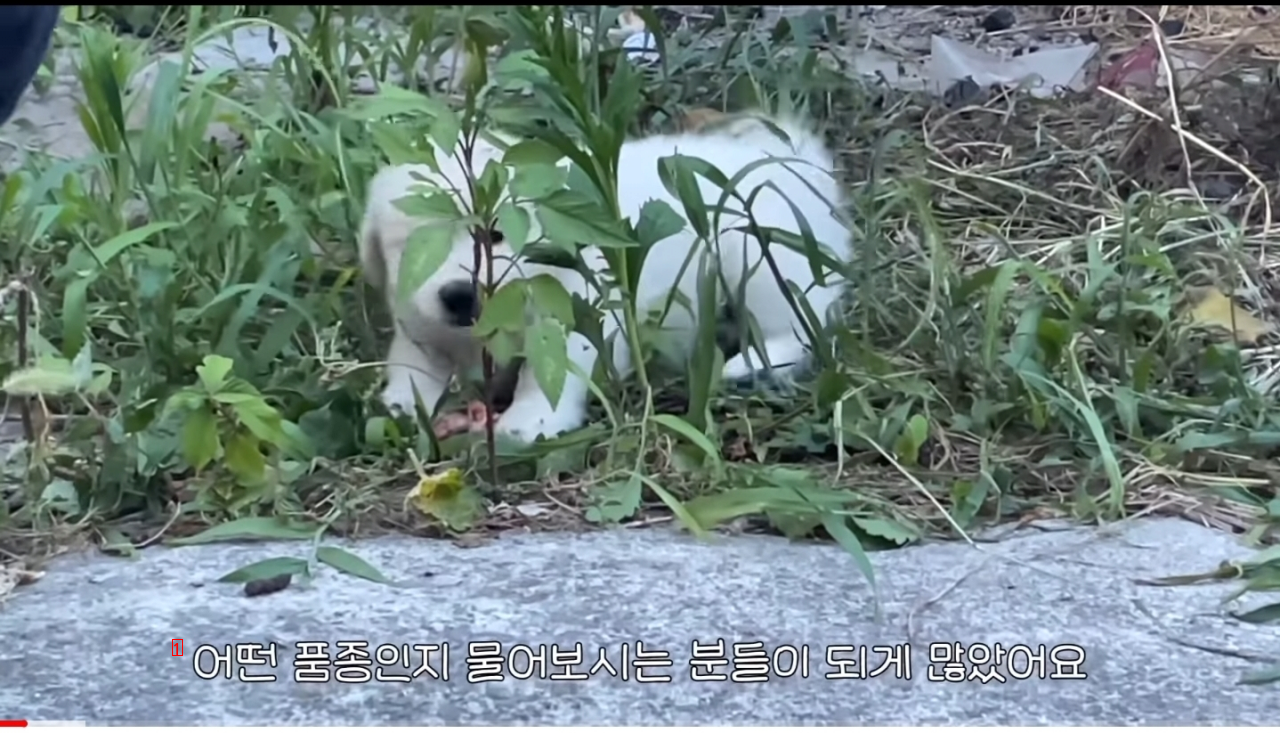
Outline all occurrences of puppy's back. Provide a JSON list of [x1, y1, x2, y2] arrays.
[[624, 113, 848, 259], [359, 136, 511, 292], [716, 114, 839, 189]]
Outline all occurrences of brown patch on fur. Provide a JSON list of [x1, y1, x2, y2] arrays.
[[680, 107, 727, 133]]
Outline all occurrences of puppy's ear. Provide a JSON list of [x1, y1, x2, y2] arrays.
[[358, 207, 387, 292]]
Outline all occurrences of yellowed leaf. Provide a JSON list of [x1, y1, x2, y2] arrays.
[[406, 467, 486, 532], [408, 467, 464, 507], [1186, 287, 1271, 344]]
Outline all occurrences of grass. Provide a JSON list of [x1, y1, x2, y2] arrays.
[[0, 4, 1277, 684]]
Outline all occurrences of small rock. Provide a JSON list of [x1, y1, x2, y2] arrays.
[[981, 8, 1016, 33], [244, 573, 292, 597], [515, 504, 550, 518], [1159, 19, 1185, 38], [943, 77, 983, 108], [1198, 178, 1239, 200]]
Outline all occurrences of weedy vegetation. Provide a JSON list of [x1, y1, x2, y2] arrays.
[[1, 4, 1278, 683]]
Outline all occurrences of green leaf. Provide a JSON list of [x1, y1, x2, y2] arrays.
[[1240, 663, 1280, 685], [526, 273, 575, 326], [196, 354, 235, 393], [161, 388, 205, 417], [1232, 601, 1280, 625], [224, 430, 267, 484], [168, 517, 322, 546], [371, 121, 436, 167], [39, 478, 81, 515], [217, 556, 310, 583], [495, 200, 532, 253], [821, 514, 880, 600], [98, 526, 137, 557], [231, 400, 289, 448], [210, 391, 265, 405], [536, 190, 634, 252], [180, 406, 221, 471], [2, 362, 79, 396], [685, 255, 721, 432], [351, 85, 450, 121], [277, 419, 316, 460], [657, 155, 710, 239], [474, 280, 527, 338], [892, 414, 930, 466], [503, 139, 564, 167], [92, 221, 177, 267], [393, 190, 459, 220], [851, 516, 918, 546], [396, 224, 456, 306], [584, 473, 643, 523], [70, 341, 93, 387], [486, 329, 521, 367], [61, 275, 92, 361], [635, 473, 708, 539], [315, 546, 395, 585], [526, 317, 568, 408], [976, 261, 1020, 369], [681, 488, 770, 528], [650, 414, 723, 476], [474, 158, 510, 213], [411, 472, 487, 532], [510, 162, 568, 200], [364, 416, 394, 451], [429, 107, 462, 152], [635, 198, 686, 248]]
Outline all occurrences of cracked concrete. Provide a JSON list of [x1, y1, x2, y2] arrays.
[[1, 518, 1276, 724]]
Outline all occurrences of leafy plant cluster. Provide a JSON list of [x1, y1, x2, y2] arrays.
[[0, 5, 895, 554], [1, 8, 1279, 676]]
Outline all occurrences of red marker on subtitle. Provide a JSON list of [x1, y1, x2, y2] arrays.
[[0, 721, 27, 727]]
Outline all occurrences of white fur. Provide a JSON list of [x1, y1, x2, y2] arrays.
[[359, 114, 853, 443]]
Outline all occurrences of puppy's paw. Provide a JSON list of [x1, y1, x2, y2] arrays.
[[494, 400, 584, 445], [722, 355, 806, 395], [723, 339, 812, 391], [722, 353, 761, 382], [724, 370, 801, 396], [723, 354, 800, 382]]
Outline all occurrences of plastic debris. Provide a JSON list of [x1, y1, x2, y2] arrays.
[[623, 30, 659, 63], [927, 35, 1097, 100]]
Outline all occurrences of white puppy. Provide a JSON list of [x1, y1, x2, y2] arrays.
[[359, 114, 852, 443]]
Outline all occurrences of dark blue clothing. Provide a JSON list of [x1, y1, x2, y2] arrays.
[[0, 6, 60, 126]]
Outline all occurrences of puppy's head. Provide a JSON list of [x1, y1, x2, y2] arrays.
[[378, 224, 517, 368], [420, 226, 513, 332], [362, 158, 535, 358]]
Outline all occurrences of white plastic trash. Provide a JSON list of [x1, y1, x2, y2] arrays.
[[622, 31, 658, 63]]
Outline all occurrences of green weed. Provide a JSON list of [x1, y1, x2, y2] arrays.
[[1, 6, 1278, 671]]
